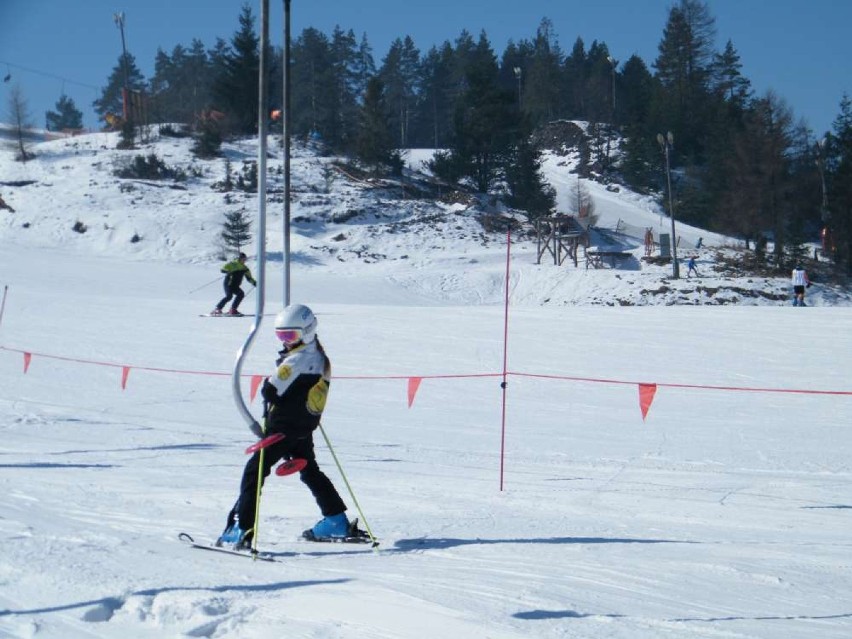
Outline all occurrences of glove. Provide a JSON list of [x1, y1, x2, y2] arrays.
[[249, 420, 264, 439]]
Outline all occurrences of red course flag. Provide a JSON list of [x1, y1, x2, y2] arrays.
[[23, 352, 31, 373], [121, 366, 131, 390], [639, 384, 657, 422], [407, 376, 423, 408], [638, 383, 657, 421], [250, 375, 263, 402]]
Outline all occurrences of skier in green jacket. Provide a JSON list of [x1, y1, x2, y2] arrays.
[[211, 253, 256, 316]]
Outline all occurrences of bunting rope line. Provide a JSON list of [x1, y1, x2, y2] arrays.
[[1, 344, 850, 397], [508, 371, 852, 396]]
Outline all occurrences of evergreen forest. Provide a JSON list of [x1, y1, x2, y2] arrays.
[[87, 1, 852, 275]]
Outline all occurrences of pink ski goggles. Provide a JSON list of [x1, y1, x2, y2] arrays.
[[275, 328, 303, 344]]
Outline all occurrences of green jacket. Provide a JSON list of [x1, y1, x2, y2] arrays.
[[221, 259, 256, 288]]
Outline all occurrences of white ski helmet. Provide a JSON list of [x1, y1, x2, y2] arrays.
[[274, 303, 317, 345]]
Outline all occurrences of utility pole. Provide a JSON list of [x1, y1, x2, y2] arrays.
[[113, 12, 130, 122], [657, 131, 679, 279], [283, 0, 292, 306]]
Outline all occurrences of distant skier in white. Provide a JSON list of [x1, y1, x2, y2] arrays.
[[791, 265, 810, 306]]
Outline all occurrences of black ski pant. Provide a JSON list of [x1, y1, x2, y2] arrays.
[[226, 434, 346, 536], [216, 283, 244, 311]]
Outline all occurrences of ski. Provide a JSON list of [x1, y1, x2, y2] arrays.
[[302, 534, 375, 545], [199, 313, 255, 318], [178, 532, 277, 562]]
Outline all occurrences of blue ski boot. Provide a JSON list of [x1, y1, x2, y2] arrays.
[[216, 523, 252, 549], [303, 513, 349, 541]]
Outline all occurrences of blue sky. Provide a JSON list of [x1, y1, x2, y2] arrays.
[[1, 0, 849, 135]]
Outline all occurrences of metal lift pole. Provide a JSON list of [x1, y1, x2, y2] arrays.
[[232, 0, 270, 436]]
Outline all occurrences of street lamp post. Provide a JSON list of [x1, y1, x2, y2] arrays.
[[815, 136, 831, 260], [657, 131, 679, 279], [606, 55, 617, 121], [513, 66, 522, 108], [816, 137, 829, 221], [606, 56, 617, 166]]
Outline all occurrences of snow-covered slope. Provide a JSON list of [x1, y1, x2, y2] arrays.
[[1, 131, 851, 639], [2, 128, 848, 306]]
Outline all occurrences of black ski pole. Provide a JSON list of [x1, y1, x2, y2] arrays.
[[188, 277, 222, 294]]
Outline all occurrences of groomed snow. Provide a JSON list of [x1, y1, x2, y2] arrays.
[[1, 130, 850, 638]]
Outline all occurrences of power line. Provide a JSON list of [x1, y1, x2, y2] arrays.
[[0, 60, 101, 91]]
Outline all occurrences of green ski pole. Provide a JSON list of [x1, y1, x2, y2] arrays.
[[318, 423, 379, 548], [250, 421, 268, 558]]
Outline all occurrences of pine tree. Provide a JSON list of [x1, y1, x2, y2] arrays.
[[150, 42, 211, 125], [353, 34, 376, 98], [521, 19, 564, 128], [710, 40, 751, 109], [291, 28, 334, 140], [619, 55, 656, 126], [451, 32, 519, 192], [653, 0, 717, 159], [505, 137, 555, 220], [328, 26, 362, 151], [355, 77, 398, 174], [93, 53, 146, 123], [379, 36, 421, 148], [417, 42, 455, 148], [718, 91, 796, 263], [192, 116, 222, 158], [221, 209, 252, 253], [45, 94, 83, 131], [211, 4, 260, 135], [563, 37, 588, 118], [828, 95, 852, 271], [584, 40, 615, 125]]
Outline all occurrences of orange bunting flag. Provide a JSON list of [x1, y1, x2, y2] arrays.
[[638, 383, 657, 421], [250, 375, 263, 402], [23, 352, 31, 373], [121, 366, 131, 390], [407, 376, 423, 408]]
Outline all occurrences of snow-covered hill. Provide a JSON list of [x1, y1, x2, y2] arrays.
[[2, 128, 851, 639], [1, 127, 849, 306]]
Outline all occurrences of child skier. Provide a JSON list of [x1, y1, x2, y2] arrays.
[[217, 303, 367, 548], [687, 256, 699, 278]]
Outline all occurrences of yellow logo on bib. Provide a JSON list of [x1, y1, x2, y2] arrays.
[[276, 364, 292, 380]]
